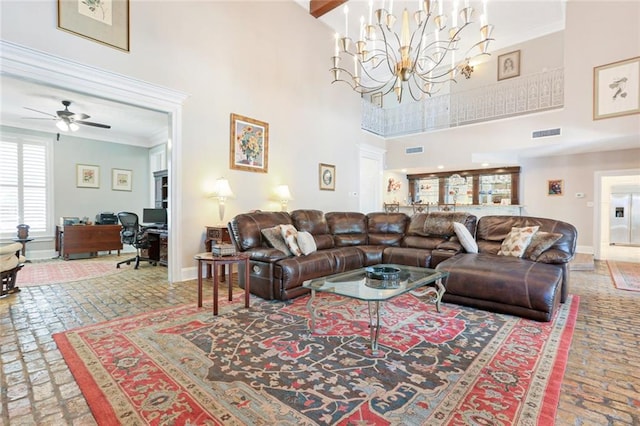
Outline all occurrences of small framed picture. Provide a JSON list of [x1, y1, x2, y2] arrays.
[[593, 56, 640, 120], [547, 179, 563, 196], [57, 0, 130, 52], [229, 113, 269, 173], [497, 50, 520, 81], [371, 92, 383, 108], [319, 163, 335, 191], [112, 168, 132, 191], [76, 164, 100, 188]]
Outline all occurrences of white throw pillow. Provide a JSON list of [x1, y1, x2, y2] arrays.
[[280, 224, 302, 256], [453, 222, 478, 254], [296, 231, 317, 255], [498, 226, 540, 258]]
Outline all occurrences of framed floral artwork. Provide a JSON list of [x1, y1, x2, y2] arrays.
[[57, 0, 130, 52], [76, 164, 100, 188], [230, 113, 269, 173], [593, 56, 640, 120], [112, 168, 132, 191], [319, 163, 335, 191], [547, 179, 563, 196]]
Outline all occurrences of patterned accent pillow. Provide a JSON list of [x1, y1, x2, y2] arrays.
[[453, 222, 478, 253], [497, 226, 540, 258], [280, 224, 302, 256], [524, 231, 563, 261], [261, 225, 292, 256], [297, 231, 317, 255]]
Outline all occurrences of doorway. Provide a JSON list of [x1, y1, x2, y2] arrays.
[[1, 41, 188, 282], [595, 169, 640, 262]]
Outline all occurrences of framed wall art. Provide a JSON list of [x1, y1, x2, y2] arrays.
[[57, 0, 130, 52], [593, 56, 640, 120], [112, 168, 132, 191], [319, 163, 335, 191], [547, 179, 563, 196], [497, 50, 520, 81], [230, 113, 269, 173], [76, 164, 100, 188]]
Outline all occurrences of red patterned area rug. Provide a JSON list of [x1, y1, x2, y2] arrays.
[[54, 293, 579, 425], [18, 258, 123, 287], [607, 260, 640, 292]]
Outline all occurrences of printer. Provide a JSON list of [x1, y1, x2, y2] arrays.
[[96, 212, 118, 225]]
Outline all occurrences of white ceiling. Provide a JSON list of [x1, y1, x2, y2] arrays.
[[0, 74, 168, 147], [1, 0, 565, 149]]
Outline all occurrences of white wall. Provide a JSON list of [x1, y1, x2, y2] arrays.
[[0, 1, 380, 278], [383, 1, 640, 255]]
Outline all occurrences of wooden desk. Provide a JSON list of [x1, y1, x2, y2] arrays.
[[56, 225, 122, 260], [194, 252, 250, 316], [145, 228, 168, 266], [204, 225, 232, 279]]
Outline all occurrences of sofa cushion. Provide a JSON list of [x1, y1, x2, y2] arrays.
[[297, 231, 317, 255], [291, 209, 334, 250], [280, 224, 302, 256], [453, 222, 478, 253], [366, 212, 408, 246], [230, 211, 292, 251], [261, 225, 292, 256], [498, 226, 539, 258], [325, 212, 368, 247], [525, 231, 563, 261]]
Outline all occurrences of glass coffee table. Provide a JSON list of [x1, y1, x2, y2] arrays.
[[303, 264, 448, 357]]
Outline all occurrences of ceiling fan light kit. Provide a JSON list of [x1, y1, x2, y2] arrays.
[[330, 0, 494, 103], [24, 100, 111, 132]]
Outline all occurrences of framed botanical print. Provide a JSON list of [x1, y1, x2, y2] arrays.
[[112, 168, 132, 191], [593, 56, 640, 120], [230, 113, 269, 173], [57, 0, 130, 52], [319, 163, 335, 191], [77, 164, 100, 188]]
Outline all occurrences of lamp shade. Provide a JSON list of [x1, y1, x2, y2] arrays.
[[213, 178, 234, 199], [274, 185, 292, 201]]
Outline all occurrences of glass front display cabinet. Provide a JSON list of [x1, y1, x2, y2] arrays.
[[408, 167, 520, 206]]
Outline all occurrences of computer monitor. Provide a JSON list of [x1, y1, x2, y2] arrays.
[[142, 208, 167, 226]]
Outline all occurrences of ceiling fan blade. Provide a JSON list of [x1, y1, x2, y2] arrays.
[[73, 113, 90, 120], [21, 117, 57, 120], [76, 120, 111, 129], [24, 107, 57, 118]]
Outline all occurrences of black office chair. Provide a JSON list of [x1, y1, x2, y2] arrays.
[[116, 212, 156, 269]]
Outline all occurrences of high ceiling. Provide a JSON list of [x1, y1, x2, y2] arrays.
[[1, 0, 566, 148]]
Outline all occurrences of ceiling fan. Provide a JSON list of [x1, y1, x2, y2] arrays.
[[23, 100, 111, 132]]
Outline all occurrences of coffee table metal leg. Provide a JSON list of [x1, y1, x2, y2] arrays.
[[410, 278, 446, 313], [367, 301, 383, 357]]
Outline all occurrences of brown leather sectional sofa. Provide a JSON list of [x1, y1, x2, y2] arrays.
[[228, 210, 577, 321], [436, 215, 578, 321]]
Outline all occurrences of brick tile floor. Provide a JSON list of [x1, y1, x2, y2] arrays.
[[1, 260, 639, 425]]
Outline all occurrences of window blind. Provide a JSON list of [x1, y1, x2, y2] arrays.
[[0, 136, 52, 238]]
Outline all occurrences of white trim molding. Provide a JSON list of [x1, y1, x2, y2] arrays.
[[0, 40, 189, 283]]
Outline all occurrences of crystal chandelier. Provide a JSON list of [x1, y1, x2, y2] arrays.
[[330, 0, 494, 102]]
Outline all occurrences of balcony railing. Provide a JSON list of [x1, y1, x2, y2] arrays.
[[362, 68, 564, 137]]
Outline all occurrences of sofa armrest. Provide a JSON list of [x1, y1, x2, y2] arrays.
[[0, 242, 23, 256], [535, 248, 573, 264], [244, 247, 290, 263]]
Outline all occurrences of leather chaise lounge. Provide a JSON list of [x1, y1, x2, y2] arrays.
[[228, 210, 577, 321]]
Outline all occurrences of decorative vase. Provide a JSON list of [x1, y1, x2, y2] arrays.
[[17, 224, 29, 239]]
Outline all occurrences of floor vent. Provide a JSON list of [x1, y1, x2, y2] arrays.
[[405, 146, 424, 154], [532, 128, 561, 138]]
